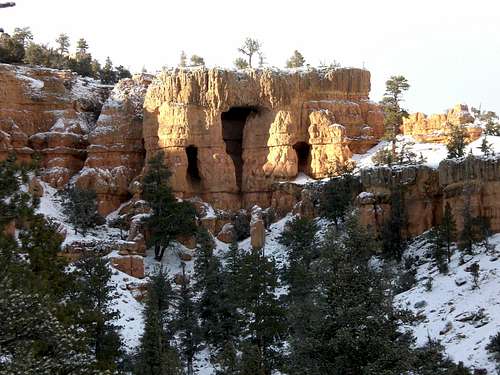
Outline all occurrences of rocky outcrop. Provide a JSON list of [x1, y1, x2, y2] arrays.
[[402, 104, 482, 143], [143, 67, 384, 210], [76, 75, 152, 215], [0, 63, 109, 186], [356, 156, 500, 238]]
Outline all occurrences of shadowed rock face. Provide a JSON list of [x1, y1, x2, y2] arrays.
[[143, 67, 384, 210]]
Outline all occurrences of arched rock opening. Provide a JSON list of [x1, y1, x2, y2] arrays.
[[293, 141, 311, 175], [186, 145, 201, 189], [221, 107, 257, 190]]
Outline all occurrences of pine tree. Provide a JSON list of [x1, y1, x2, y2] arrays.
[[459, 184, 475, 255], [315, 213, 415, 374], [190, 54, 205, 67], [427, 227, 448, 273], [380, 75, 410, 155], [285, 50, 305, 68], [142, 152, 197, 261], [441, 202, 456, 262], [135, 266, 182, 375], [55, 33, 70, 54], [76, 38, 89, 54], [381, 183, 407, 261], [179, 51, 187, 67], [174, 263, 201, 375], [234, 57, 249, 69], [193, 228, 225, 346], [414, 337, 472, 374], [72, 252, 123, 371], [100, 56, 117, 84], [61, 186, 103, 235], [12, 26, 33, 47], [446, 123, 468, 159], [319, 172, 359, 227], [278, 216, 319, 299], [238, 249, 286, 374], [480, 137, 494, 157]]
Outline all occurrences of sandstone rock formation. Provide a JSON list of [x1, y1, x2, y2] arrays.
[[143, 67, 384, 210], [0, 63, 109, 186], [76, 74, 152, 215], [402, 104, 482, 143]]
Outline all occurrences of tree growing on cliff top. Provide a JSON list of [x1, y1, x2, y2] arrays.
[[286, 50, 305, 68], [237, 37, 262, 68], [142, 152, 197, 261], [380, 75, 410, 154], [190, 54, 205, 67], [55, 33, 70, 54], [446, 123, 468, 159]]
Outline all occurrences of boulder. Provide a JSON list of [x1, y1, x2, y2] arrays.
[[111, 255, 145, 279]]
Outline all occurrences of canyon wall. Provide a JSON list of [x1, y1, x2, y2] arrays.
[[401, 103, 482, 143], [143, 67, 384, 210]]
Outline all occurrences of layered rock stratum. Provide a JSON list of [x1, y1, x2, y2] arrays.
[[143, 67, 384, 210]]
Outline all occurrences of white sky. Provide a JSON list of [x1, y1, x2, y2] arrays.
[[2, 0, 500, 115]]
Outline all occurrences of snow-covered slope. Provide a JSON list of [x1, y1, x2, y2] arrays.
[[396, 234, 500, 373]]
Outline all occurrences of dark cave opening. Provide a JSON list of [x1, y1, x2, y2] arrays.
[[221, 107, 257, 190], [186, 145, 201, 188], [293, 141, 311, 175]]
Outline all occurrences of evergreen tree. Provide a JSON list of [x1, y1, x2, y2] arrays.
[[61, 186, 103, 235], [278, 216, 319, 299], [427, 227, 448, 273], [190, 54, 205, 67], [234, 57, 249, 69], [135, 267, 182, 375], [174, 263, 201, 375], [100, 56, 117, 84], [237, 37, 262, 68], [76, 37, 89, 54], [414, 337, 472, 374], [142, 152, 197, 261], [380, 75, 410, 155], [441, 202, 456, 262], [446, 124, 468, 159], [238, 249, 286, 374], [12, 26, 33, 47], [116, 65, 132, 80], [459, 184, 475, 255], [192, 228, 230, 348], [179, 51, 187, 67], [0, 32, 25, 63], [55, 33, 70, 54], [72, 252, 123, 371], [285, 50, 305, 68], [381, 183, 407, 261], [315, 213, 415, 374], [480, 137, 494, 156], [319, 172, 359, 227]]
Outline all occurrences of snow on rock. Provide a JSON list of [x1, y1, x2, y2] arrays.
[[395, 234, 500, 373]]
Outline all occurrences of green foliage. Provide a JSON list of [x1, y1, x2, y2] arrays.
[[173, 263, 200, 375], [61, 186, 103, 235], [231, 210, 250, 241], [279, 216, 319, 299], [319, 172, 360, 226], [142, 152, 197, 261], [135, 267, 183, 375], [441, 202, 456, 262], [100, 56, 117, 84], [380, 75, 410, 146], [487, 331, 500, 364], [413, 338, 471, 374], [237, 249, 286, 374], [234, 57, 249, 69], [55, 33, 70, 54], [285, 50, 305, 68], [190, 54, 205, 67], [427, 227, 448, 274], [446, 124, 468, 159], [0, 32, 25, 63], [72, 252, 123, 371], [480, 137, 494, 157], [381, 183, 407, 261]]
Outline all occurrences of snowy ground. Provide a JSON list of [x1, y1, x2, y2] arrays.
[[396, 234, 500, 373], [352, 135, 500, 170]]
